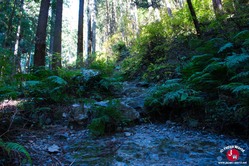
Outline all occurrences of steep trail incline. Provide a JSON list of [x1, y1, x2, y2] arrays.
[[10, 82, 249, 165]]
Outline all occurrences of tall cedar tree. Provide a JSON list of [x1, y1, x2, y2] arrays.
[[34, 0, 50, 67], [77, 0, 84, 67], [52, 0, 63, 69]]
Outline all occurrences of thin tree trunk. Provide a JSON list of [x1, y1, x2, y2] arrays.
[[4, 0, 18, 49], [91, 0, 97, 54], [105, 0, 110, 36], [14, 0, 24, 74], [84, 0, 89, 64], [34, 0, 50, 67], [49, 1, 56, 69], [88, 16, 92, 57], [52, 0, 63, 69], [186, 0, 201, 36], [77, 0, 84, 67]]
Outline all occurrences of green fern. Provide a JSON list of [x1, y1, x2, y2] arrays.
[[203, 61, 225, 73], [45, 76, 67, 85], [219, 83, 244, 91], [163, 89, 186, 104], [233, 30, 249, 43], [218, 42, 233, 53], [225, 53, 249, 68], [230, 71, 249, 81], [0, 139, 32, 164], [196, 38, 226, 54], [232, 85, 249, 95], [243, 39, 249, 47]]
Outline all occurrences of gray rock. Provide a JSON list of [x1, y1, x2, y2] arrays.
[[120, 102, 140, 121], [124, 132, 132, 137], [95, 100, 109, 107], [48, 144, 60, 153]]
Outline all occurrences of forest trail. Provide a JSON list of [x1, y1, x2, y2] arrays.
[[11, 82, 249, 165]]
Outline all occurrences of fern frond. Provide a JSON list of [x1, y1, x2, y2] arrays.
[[0, 139, 32, 164], [203, 61, 225, 73], [218, 42, 233, 53], [225, 53, 249, 68], [190, 73, 212, 84], [163, 89, 185, 104], [219, 83, 243, 91], [161, 82, 181, 91], [243, 39, 249, 47], [165, 78, 182, 84], [232, 85, 249, 94], [233, 30, 249, 42], [191, 54, 213, 63], [46, 76, 67, 85], [230, 71, 249, 81], [23, 80, 42, 88]]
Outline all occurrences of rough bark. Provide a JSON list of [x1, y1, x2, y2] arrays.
[[52, 0, 63, 69], [34, 0, 50, 67], [77, 0, 84, 67], [186, 0, 201, 36]]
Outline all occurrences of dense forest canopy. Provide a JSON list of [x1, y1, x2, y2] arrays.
[[0, 0, 249, 165]]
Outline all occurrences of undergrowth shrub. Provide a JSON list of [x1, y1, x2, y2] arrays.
[[145, 30, 249, 136], [145, 79, 204, 122]]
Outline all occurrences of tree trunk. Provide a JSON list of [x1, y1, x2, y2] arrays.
[[52, 0, 63, 69], [13, 0, 24, 74], [212, 0, 223, 17], [49, 1, 56, 69], [91, 0, 97, 54], [165, 0, 173, 17], [131, 0, 139, 34], [84, 0, 89, 63], [77, 0, 84, 67], [105, 0, 110, 36], [186, 0, 201, 36], [34, 0, 50, 67], [4, 0, 18, 49], [88, 16, 92, 58]]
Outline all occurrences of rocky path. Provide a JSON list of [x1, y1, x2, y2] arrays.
[[10, 82, 249, 165]]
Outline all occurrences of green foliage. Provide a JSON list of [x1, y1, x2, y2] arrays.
[[0, 86, 20, 101], [145, 79, 204, 114], [0, 138, 32, 165], [0, 48, 14, 85], [112, 41, 130, 61], [88, 100, 125, 136], [144, 30, 249, 134], [225, 53, 249, 68], [142, 63, 175, 81], [120, 54, 142, 79], [23, 75, 68, 104], [89, 59, 115, 77]]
